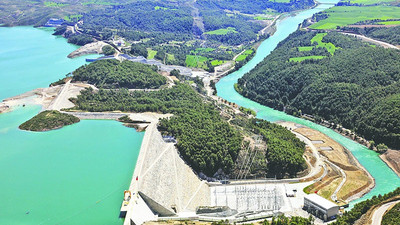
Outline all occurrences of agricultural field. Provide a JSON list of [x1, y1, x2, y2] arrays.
[[167, 54, 175, 61], [378, 20, 400, 25], [254, 16, 273, 20], [311, 33, 340, 55], [192, 48, 215, 54], [204, 27, 238, 35], [310, 6, 400, 29], [185, 55, 209, 68], [235, 49, 254, 61], [147, 49, 157, 59], [289, 55, 326, 62], [349, 0, 398, 5], [211, 59, 226, 66]]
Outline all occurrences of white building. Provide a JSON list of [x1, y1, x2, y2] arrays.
[[303, 194, 340, 221]]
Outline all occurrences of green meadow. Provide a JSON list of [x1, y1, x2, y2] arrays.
[[205, 27, 238, 35], [235, 49, 254, 62], [254, 16, 273, 20], [311, 33, 339, 55], [147, 49, 157, 59], [378, 20, 400, 25], [185, 55, 209, 68], [349, 0, 397, 4], [310, 6, 400, 29], [211, 60, 226, 66]]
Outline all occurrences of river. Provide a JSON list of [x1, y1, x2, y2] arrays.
[[0, 27, 144, 224], [216, 0, 400, 207]]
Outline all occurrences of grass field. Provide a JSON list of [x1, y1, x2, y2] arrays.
[[349, 0, 397, 4], [298, 46, 314, 51], [311, 33, 339, 55], [147, 49, 157, 59], [185, 55, 209, 68], [235, 49, 254, 62], [378, 20, 400, 25], [289, 56, 326, 62], [192, 48, 215, 54], [310, 6, 400, 30], [254, 16, 273, 20], [167, 54, 175, 61], [211, 59, 226, 66], [205, 27, 238, 35]]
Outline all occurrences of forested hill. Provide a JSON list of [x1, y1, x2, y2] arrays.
[[196, 0, 315, 14], [237, 30, 400, 149], [70, 82, 306, 177], [72, 59, 166, 89]]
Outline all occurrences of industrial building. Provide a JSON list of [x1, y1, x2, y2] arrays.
[[303, 194, 340, 221]]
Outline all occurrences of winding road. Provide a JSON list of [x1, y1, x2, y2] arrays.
[[371, 200, 400, 225]]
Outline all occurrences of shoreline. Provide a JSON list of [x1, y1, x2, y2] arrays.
[[380, 153, 400, 178]]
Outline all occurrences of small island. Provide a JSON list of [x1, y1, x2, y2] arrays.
[[19, 110, 80, 131]]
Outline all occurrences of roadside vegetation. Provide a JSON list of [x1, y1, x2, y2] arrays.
[[332, 187, 400, 225], [72, 59, 166, 89], [237, 30, 400, 149], [341, 25, 400, 45], [19, 110, 80, 131], [382, 202, 400, 225]]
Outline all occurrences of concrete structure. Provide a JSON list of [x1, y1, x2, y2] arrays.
[[303, 194, 339, 221]]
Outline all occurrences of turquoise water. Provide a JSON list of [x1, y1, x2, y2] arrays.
[[0, 27, 144, 224], [0, 26, 95, 101], [216, 0, 400, 207], [0, 105, 144, 224]]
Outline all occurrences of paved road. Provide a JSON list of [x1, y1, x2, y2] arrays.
[[48, 80, 71, 111], [371, 200, 400, 225], [342, 33, 400, 50]]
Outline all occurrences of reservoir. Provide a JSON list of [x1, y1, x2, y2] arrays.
[[216, 0, 400, 207], [0, 27, 144, 224], [0, 26, 94, 101]]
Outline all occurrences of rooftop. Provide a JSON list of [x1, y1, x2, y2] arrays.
[[305, 194, 338, 210]]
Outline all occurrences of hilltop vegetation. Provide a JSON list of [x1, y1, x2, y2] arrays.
[[237, 30, 400, 148], [70, 82, 306, 177], [19, 110, 80, 131], [196, 0, 315, 14], [0, 0, 133, 26], [72, 59, 166, 89], [70, 83, 243, 176]]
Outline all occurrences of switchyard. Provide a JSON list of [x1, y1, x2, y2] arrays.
[[211, 184, 289, 213]]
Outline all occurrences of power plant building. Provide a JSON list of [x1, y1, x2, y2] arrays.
[[303, 194, 340, 221]]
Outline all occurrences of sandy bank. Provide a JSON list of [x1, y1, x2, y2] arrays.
[[380, 150, 400, 178], [0, 82, 93, 114], [68, 41, 108, 58]]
